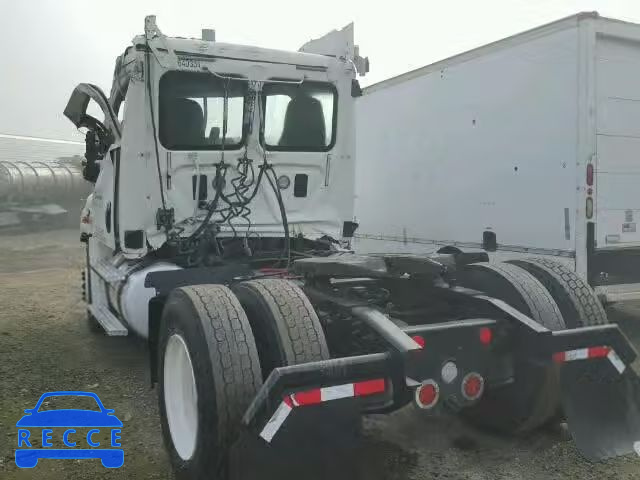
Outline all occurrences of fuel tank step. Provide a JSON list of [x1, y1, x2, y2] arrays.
[[92, 257, 127, 283], [89, 304, 128, 336]]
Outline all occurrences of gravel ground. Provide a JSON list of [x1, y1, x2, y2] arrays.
[[0, 229, 639, 479]]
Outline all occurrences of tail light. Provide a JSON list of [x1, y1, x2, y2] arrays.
[[411, 335, 425, 349], [461, 372, 484, 401], [586, 163, 594, 186], [479, 327, 492, 345], [415, 380, 439, 409]]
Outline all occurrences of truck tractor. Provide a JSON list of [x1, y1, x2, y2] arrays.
[[66, 16, 640, 479]]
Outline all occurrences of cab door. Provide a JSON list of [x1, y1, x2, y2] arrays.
[[63, 83, 122, 251]]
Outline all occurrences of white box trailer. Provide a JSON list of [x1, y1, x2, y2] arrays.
[[354, 12, 640, 304]]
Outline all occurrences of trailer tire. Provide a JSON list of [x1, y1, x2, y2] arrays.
[[507, 258, 608, 328], [157, 285, 262, 480], [232, 279, 330, 378], [460, 262, 565, 433]]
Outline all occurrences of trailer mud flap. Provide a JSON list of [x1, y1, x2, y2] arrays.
[[560, 359, 640, 460]]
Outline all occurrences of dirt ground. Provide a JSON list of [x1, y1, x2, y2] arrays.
[[0, 228, 639, 479]]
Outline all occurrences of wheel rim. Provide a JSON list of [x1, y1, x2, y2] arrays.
[[164, 333, 198, 461]]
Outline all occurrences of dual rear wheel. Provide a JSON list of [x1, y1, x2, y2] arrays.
[[459, 259, 607, 433], [157, 259, 607, 478], [157, 279, 331, 480]]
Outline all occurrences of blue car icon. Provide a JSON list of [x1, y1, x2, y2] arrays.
[[15, 391, 123, 468]]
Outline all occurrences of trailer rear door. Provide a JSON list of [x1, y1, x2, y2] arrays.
[[595, 35, 640, 248]]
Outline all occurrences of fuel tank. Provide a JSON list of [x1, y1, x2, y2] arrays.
[[108, 262, 182, 338]]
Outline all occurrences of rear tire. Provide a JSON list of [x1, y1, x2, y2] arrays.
[[459, 262, 565, 433], [231, 279, 361, 478], [231, 279, 330, 377], [158, 285, 262, 480], [507, 258, 608, 327]]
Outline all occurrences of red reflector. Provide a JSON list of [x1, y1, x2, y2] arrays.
[[354, 378, 386, 396], [479, 327, 492, 345], [588, 346, 611, 358], [412, 335, 425, 349], [461, 373, 484, 401], [553, 352, 566, 363], [292, 388, 322, 406], [586, 163, 594, 186], [415, 380, 439, 409]]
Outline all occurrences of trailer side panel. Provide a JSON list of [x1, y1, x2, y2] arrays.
[[354, 25, 580, 256]]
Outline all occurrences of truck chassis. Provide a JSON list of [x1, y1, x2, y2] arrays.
[[130, 248, 640, 478]]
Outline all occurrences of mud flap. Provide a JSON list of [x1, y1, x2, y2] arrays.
[[561, 359, 640, 460]]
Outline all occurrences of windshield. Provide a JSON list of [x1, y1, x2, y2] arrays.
[[159, 71, 246, 150], [262, 81, 336, 151]]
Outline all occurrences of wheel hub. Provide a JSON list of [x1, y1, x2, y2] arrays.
[[164, 333, 198, 461]]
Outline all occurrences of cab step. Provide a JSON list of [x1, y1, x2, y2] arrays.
[[91, 257, 127, 283], [89, 304, 128, 336]]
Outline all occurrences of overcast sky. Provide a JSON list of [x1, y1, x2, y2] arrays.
[[2, 0, 640, 141]]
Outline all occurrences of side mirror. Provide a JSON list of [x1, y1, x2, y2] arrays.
[[82, 130, 103, 184]]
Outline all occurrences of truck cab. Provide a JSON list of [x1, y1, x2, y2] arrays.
[[66, 17, 368, 337], [66, 16, 367, 261]]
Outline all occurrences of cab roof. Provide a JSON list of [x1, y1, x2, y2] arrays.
[[132, 35, 335, 70]]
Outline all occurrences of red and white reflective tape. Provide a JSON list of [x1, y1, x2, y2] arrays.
[[552, 346, 626, 374], [259, 379, 385, 442], [259, 397, 294, 442]]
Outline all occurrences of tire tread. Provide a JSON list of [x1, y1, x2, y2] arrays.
[[236, 279, 329, 364], [509, 258, 608, 327], [186, 285, 262, 441]]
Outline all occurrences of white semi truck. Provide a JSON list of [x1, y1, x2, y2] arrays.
[[66, 16, 640, 479], [355, 12, 640, 305]]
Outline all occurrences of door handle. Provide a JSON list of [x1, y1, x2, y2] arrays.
[[105, 202, 112, 233]]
